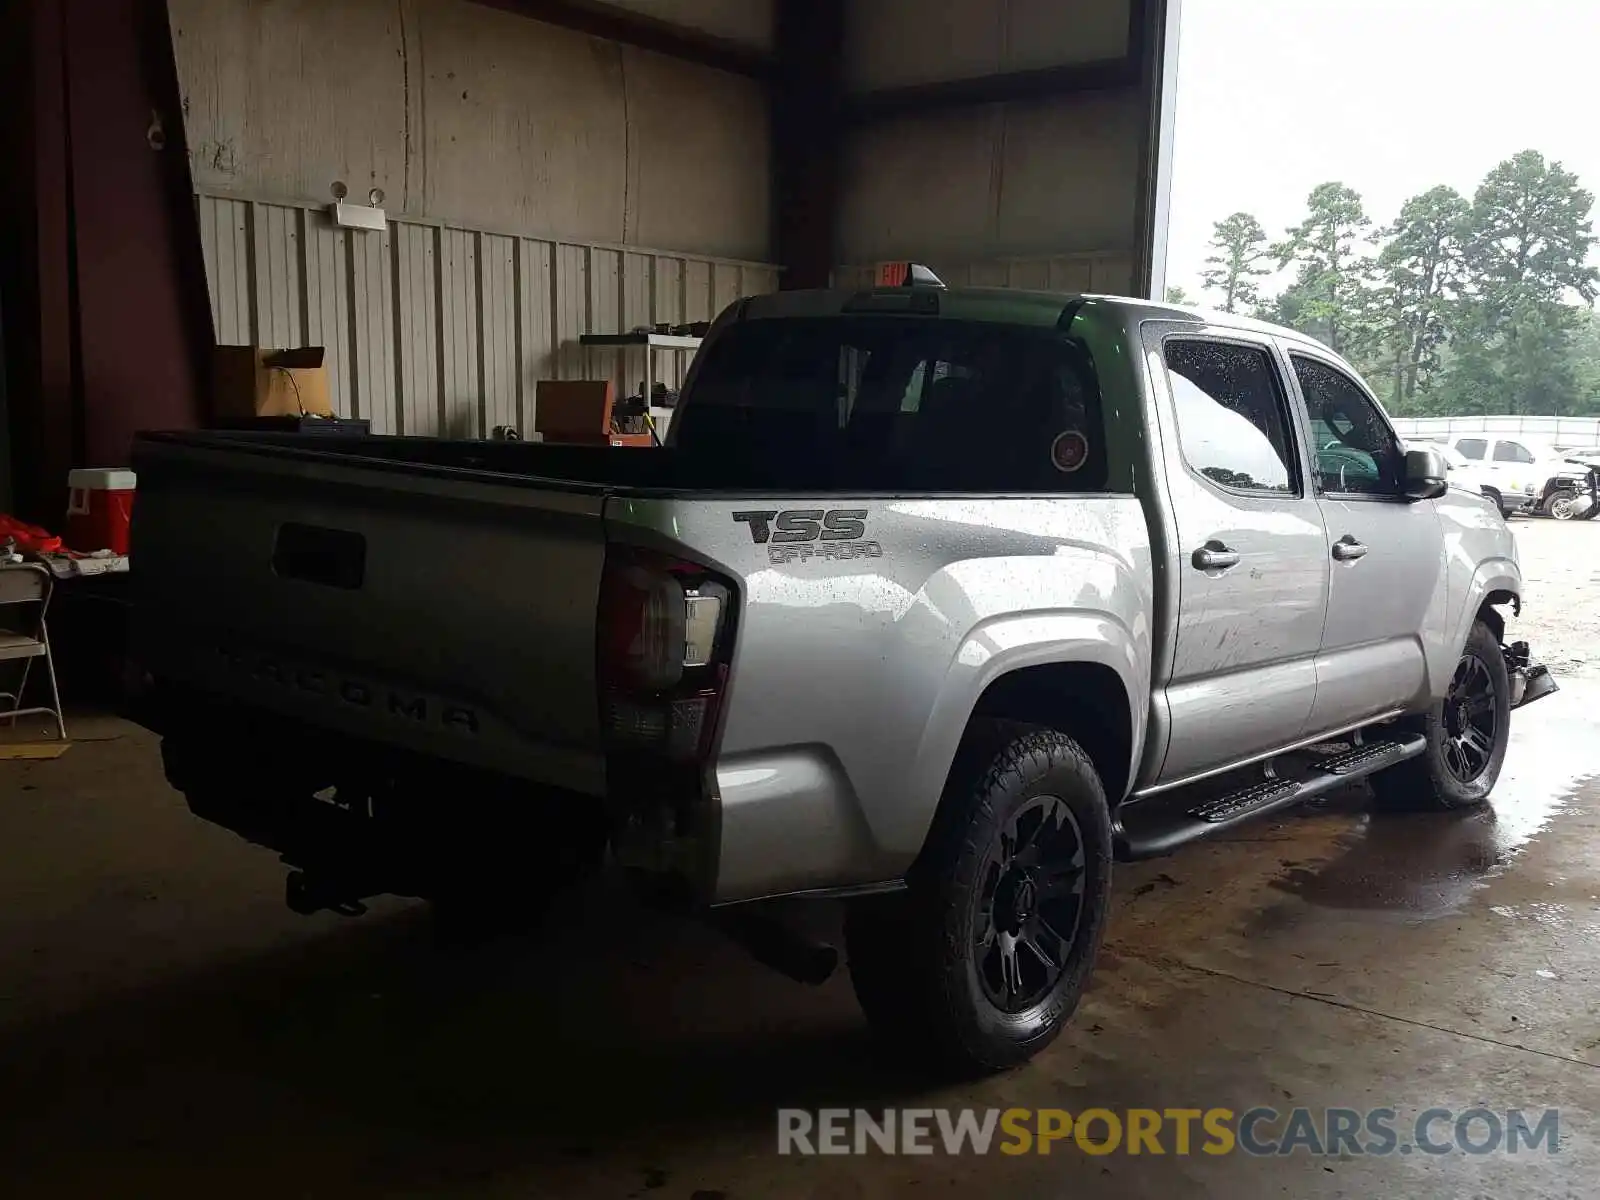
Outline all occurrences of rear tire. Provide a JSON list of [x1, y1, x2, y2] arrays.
[[845, 722, 1113, 1076], [1370, 620, 1510, 811]]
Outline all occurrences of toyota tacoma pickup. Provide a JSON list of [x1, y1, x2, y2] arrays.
[[128, 272, 1557, 1075]]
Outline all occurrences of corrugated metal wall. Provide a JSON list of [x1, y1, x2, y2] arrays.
[[197, 190, 778, 437]]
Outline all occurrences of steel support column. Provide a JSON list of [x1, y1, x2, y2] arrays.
[[771, 0, 845, 289], [1132, 0, 1182, 299]]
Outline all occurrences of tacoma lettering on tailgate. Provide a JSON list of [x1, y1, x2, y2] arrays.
[[217, 645, 480, 734]]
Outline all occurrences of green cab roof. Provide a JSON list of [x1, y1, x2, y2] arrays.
[[737, 284, 1322, 348]]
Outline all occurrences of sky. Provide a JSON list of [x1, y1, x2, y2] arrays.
[[1165, 0, 1600, 299]]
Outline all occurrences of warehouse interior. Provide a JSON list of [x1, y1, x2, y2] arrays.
[[0, 0, 1178, 520], [1, 2, 1596, 1197]]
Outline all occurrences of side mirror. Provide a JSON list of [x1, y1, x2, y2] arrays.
[[1403, 446, 1448, 501]]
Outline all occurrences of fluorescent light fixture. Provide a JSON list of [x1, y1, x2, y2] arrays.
[[331, 201, 387, 232]]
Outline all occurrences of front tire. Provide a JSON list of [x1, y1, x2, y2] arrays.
[[1544, 489, 1579, 520], [845, 723, 1113, 1076], [1371, 620, 1510, 810]]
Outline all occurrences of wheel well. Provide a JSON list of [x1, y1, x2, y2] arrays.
[[1479, 589, 1518, 644], [969, 662, 1134, 803]]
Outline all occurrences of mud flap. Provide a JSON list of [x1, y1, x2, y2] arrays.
[[1504, 641, 1559, 710]]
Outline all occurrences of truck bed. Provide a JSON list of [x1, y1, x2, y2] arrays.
[[135, 426, 874, 496], [138, 430, 691, 488], [131, 420, 976, 800]]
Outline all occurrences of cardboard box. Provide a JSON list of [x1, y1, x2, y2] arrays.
[[535, 380, 614, 443], [212, 345, 334, 420]]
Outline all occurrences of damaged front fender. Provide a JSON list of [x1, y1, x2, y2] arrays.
[[1504, 641, 1560, 710]]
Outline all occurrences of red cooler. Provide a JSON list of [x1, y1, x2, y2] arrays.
[[66, 468, 137, 555]]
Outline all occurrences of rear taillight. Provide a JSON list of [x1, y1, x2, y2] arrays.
[[598, 547, 734, 762]]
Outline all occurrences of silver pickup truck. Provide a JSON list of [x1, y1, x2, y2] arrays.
[[129, 272, 1556, 1075]]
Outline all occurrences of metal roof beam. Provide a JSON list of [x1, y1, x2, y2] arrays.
[[467, 0, 772, 79]]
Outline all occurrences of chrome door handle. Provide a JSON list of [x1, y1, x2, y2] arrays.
[[1192, 542, 1241, 571], [1332, 537, 1368, 562]]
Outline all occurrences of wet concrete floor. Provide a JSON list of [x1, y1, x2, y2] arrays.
[[1, 523, 1596, 1197]]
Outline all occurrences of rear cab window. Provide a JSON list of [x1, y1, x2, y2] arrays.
[[671, 317, 1107, 492], [1456, 438, 1488, 460]]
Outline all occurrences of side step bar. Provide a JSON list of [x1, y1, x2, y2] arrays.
[[1113, 734, 1427, 862]]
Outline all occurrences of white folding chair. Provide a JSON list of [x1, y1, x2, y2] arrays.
[[0, 563, 67, 740]]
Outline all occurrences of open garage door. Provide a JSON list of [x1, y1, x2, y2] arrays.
[[833, 0, 1180, 298]]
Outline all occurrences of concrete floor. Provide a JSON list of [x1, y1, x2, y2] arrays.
[[2, 521, 1597, 1198]]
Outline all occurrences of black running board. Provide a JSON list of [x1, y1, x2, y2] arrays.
[[1113, 734, 1428, 862]]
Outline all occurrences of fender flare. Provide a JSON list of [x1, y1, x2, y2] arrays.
[[1445, 558, 1520, 690], [899, 610, 1149, 853]]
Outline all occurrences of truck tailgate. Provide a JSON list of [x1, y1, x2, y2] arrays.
[[131, 435, 608, 795]]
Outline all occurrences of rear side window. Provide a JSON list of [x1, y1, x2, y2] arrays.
[[673, 317, 1106, 492], [1456, 437, 1487, 460], [1493, 441, 1535, 464], [1164, 339, 1297, 495]]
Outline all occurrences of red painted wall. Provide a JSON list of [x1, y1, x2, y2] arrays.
[[1, 0, 208, 523], [66, 0, 208, 469], [0, 0, 76, 522]]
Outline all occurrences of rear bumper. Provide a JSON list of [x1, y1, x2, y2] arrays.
[[148, 682, 605, 899], [147, 682, 901, 909], [605, 748, 897, 908], [710, 748, 893, 904], [1506, 641, 1559, 710]]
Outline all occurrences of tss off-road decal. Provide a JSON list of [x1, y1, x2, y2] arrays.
[[733, 509, 884, 564]]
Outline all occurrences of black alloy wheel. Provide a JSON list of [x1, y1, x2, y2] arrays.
[[844, 723, 1114, 1075], [1440, 651, 1499, 784], [1370, 619, 1510, 810], [973, 795, 1087, 1012]]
